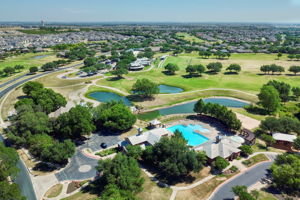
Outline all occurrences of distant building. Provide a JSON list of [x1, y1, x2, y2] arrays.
[[128, 58, 150, 71]]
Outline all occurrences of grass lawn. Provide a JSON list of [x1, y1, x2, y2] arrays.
[[60, 191, 98, 200], [175, 172, 239, 200], [176, 32, 205, 44], [45, 184, 63, 198], [257, 190, 278, 200], [242, 154, 269, 167], [0, 52, 57, 81], [136, 172, 172, 200], [97, 54, 300, 95]]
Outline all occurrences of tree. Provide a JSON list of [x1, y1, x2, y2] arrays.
[[193, 99, 206, 114], [55, 105, 96, 139], [164, 63, 179, 75], [142, 130, 207, 178], [93, 101, 137, 131], [186, 65, 197, 76], [239, 145, 253, 157], [0, 182, 25, 200], [289, 65, 300, 75], [258, 85, 281, 113], [14, 65, 24, 72], [293, 136, 300, 150], [132, 78, 159, 98], [82, 66, 97, 75], [41, 62, 57, 71], [3, 66, 15, 76], [226, 64, 241, 73], [0, 70, 3, 76], [212, 156, 229, 171], [195, 64, 206, 75], [97, 153, 144, 193], [292, 87, 300, 99], [112, 67, 128, 78], [29, 66, 38, 74], [100, 184, 136, 200], [232, 185, 255, 200], [84, 57, 97, 67], [260, 134, 275, 149], [277, 52, 282, 59], [22, 81, 43, 96], [260, 65, 271, 74], [270, 153, 300, 194], [0, 144, 25, 200], [259, 116, 300, 135], [126, 145, 143, 159], [29, 88, 67, 114], [193, 100, 241, 131], [266, 80, 291, 102], [206, 62, 222, 73]]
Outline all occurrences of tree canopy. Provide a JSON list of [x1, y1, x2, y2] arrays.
[[164, 63, 179, 75], [258, 85, 281, 113], [93, 101, 137, 131], [54, 105, 96, 139], [194, 99, 241, 130], [142, 130, 207, 178], [132, 78, 159, 98], [270, 153, 300, 194], [206, 62, 222, 73]]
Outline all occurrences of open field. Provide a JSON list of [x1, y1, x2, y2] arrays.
[[176, 32, 205, 43], [136, 171, 172, 200], [175, 172, 238, 200]]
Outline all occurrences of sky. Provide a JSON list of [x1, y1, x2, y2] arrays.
[[0, 0, 300, 23]]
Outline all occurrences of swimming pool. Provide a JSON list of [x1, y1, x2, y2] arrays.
[[167, 124, 209, 146]]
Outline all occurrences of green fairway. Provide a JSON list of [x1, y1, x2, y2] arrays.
[[176, 32, 205, 44], [97, 54, 300, 95], [0, 52, 57, 80]]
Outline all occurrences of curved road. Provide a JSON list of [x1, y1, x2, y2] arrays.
[[0, 63, 83, 99], [210, 154, 276, 200]]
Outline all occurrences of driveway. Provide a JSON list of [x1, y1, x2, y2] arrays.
[[210, 154, 276, 200], [55, 132, 120, 181]]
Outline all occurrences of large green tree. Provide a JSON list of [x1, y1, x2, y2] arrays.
[[55, 105, 95, 139], [258, 85, 281, 113], [266, 80, 291, 102], [97, 153, 144, 193], [164, 63, 179, 75], [93, 101, 137, 131], [143, 130, 207, 178], [132, 78, 159, 98], [270, 153, 300, 194]]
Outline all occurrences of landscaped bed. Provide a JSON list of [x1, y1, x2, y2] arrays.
[[44, 184, 63, 198], [95, 148, 118, 157]]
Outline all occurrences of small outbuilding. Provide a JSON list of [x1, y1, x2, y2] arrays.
[[272, 133, 297, 151], [240, 128, 256, 145], [148, 119, 161, 129]]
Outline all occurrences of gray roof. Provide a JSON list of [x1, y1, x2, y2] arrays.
[[126, 128, 170, 146], [272, 133, 297, 142], [195, 137, 241, 159]]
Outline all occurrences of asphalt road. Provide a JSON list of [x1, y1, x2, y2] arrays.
[[0, 62, 83, 99], [210, 160, 274, 200], [55, 133, 120, 181]]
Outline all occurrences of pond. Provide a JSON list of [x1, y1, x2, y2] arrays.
[[88, 91, 132, 106], [0, 135, 37, 200], [158, 84, 184, 94], [32, 55, 49, 59], [138, 97, 249, 120]]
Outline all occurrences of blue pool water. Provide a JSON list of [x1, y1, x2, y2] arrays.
[[167, 124, 209, 146], [158, 84, 184, 94], [32, 55, 49, 59], [89, 92, 132, 106]]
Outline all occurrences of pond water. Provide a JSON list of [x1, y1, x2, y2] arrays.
[[32, 55, 49, 59], [158, 84, 183, 94], [0, 135, 37, 200], [89, 91, 132, 106], [138, 97, 249, 120]]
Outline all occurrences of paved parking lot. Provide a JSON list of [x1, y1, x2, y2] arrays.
[[55, 132, 120, 181]]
